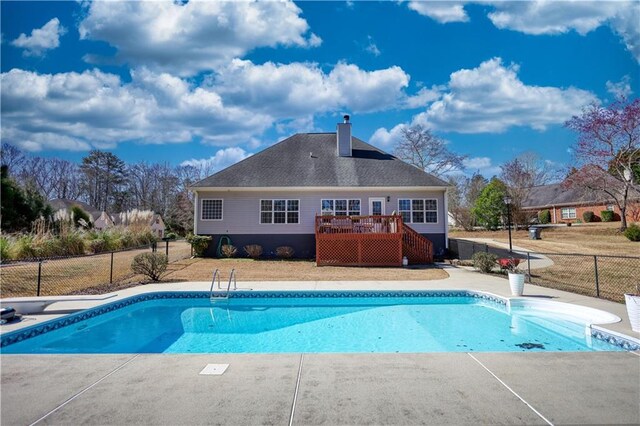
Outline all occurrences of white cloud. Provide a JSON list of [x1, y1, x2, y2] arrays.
[[463, 157, 492, 169], [0, 68, 272, 152], [406, 1, 640, 62], [214, 60, 411, 115], [403, 86, 443, 109], [11, 18, 66, 57], [1, 59, 415, 152], [606, 76, 633, 99], [415, 57, 597, 133], [369, 123, 406, 148], [486, 1, 622, 35], [180, 147, 251, 173], [407, 1, 469, 23], [78, 0, 320, 75], [365, 35, 381, 56]]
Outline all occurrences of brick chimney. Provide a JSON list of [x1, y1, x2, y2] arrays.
[[337, 114, 352, 157]]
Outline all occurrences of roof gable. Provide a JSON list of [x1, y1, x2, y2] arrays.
[[192, 133, 448, 189]]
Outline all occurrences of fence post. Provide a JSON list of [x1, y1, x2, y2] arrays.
[[110, 252, 114, 284], [165, 240, 169, 257], [36, 261, 42, 296], [485, 243, 488, 253], [593, 255, 600, 298], [527, 252, 532, 283]]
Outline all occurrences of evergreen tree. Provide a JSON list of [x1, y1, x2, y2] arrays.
[[1, 165, 52, 232], [471, 178, 508, 230]]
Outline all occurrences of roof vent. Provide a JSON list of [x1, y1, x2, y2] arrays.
[[337, 115, 352, 157]]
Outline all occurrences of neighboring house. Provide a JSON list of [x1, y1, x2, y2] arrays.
[[49, 199, 105, 228], [113, 211, 166, 238], [521, 183, 640, 224], [49, 199, 165, 236], [190, 116, 450, 260]]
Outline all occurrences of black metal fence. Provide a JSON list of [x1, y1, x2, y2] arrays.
[[448, 238, 640, 303], [0, 240, 193, 297]]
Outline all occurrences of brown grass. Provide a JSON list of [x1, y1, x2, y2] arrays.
[[450, 222, 639, 256], [161, 258, 449, 282], [450, 223, 639, 303]]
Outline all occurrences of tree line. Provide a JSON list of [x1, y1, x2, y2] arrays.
[[0, 144, 214, 234]]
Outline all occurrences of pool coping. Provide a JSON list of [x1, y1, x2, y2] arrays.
[[2, 289, 639, 351]]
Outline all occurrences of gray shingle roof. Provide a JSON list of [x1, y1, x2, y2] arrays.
[[48, 198, 103, 221], [522, 184, 613, 208], [192, 133, 449, 188]]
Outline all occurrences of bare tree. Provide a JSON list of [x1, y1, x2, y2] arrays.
[[565, 98, 640, 230], [394, 124, 467, 178], [447, 173, 487, 230], [500, 152, 555, 226], [1, 143, 26, 173]]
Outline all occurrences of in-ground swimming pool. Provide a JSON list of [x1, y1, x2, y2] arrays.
[[1, 291, 635, 354]]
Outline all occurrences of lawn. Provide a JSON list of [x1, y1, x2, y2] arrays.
[[161, 258, 449, 282], [449, 222, 639, 256], [450, 222, 640, 303]]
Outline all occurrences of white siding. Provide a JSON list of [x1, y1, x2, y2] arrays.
[[195, 189, 446, 235]]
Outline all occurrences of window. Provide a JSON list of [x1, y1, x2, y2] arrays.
[[398, 199, 437, 223], [260, 199, 299, 224], [561, 208, 576, 219], [201, 199, 223, 220], [606, 205, 615, 211], [321, 199, 361, 216]]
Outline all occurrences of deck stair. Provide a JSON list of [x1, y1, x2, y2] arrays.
[[401, 224, 433, 264]]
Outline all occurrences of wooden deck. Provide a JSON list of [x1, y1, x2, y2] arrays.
[[315, 215, 432, 266]]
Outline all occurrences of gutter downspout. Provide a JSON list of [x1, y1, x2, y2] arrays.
[[193, 191, 199, 235], [443, 188, 449, 249]]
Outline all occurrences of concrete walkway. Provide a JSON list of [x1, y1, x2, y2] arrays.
[[2, 266, 640, 425], [454, 237, 555, 269]]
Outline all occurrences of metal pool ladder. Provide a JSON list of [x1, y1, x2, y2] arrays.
[[210, 268, 237, 300]]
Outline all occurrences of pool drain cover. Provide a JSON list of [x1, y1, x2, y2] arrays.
[[199, 364, 229, 375]]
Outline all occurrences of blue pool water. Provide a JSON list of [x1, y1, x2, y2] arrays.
[[1, 292, 625, 354]]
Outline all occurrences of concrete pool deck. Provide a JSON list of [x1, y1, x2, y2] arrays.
[[2, 265, 639, 425]]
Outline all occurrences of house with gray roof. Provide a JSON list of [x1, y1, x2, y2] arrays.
[[521, 183, 640, 224], [190, 116, 450, 260]]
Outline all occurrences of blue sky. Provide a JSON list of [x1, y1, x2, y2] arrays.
[[1, 1, 638, 178]]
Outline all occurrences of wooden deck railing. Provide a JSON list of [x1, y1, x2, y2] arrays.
[[315, 215, 433, 266], [315, 215, 403, 266], [402, 223, 433, 264]]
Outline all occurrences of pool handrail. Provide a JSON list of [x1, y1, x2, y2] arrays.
[[209, 269, 220, 300]]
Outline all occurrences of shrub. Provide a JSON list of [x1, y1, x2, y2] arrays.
[[582, 211, 595, 223], [244, 244, 263, 259], [601, 210, 614, 222], [164, 232, 178, 240], [131, 252, 168, 281], [70, 206, 92, 229], [58, 231, 86, 255], [185, 234, 211, 257], [538, 209, 551, 224], [624, 223, 640, 242], [11, 235, 36, 259], [89, 238, 107, 254], [276, 246, 295, 259], [0, 236, 9, 262], [472, 252, 498, 273], [221, 244, 237, 258]]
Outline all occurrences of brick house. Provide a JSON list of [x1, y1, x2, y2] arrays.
[[521, 183, 640, 224]]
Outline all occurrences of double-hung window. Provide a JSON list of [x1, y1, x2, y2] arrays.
[[398, 199, 437, 223], [561, 208, 576, 219], [321, 199, 361, 216], [201, 199, 223, 220], [260, 199, 299, 224]]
